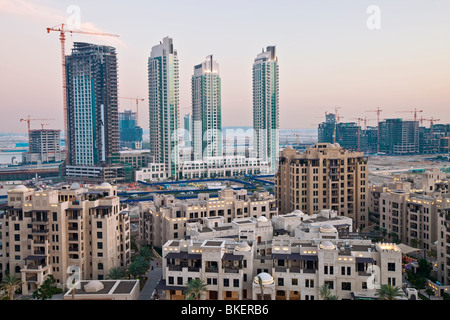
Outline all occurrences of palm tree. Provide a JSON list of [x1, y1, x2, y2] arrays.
[[1, 272, 22, 300], [257, 276, 265, 300], [319, 284, 338, 300], [184, 278, 207, 300], [377, 284, 403, 300]]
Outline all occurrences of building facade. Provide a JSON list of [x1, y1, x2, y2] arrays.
[[148, 36, 180, 178], [65, 42, 119, 167], [276, 143, 369, 231], [253, 46, 279, 174], [192, 55, 222, 160], [0, 183, 131, 295], [156, 210, 404, 300], [119, 110, 143, 149], [138, 188, 277, 248], [22, 129, 63, 164]]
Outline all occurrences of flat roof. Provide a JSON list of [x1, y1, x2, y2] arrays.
[[113, 281, 138, 294], [203, 240, 224, 247]]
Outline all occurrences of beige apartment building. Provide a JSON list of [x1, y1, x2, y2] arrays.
[[376, 170, 450, 250], [276, 143, 369, 231], [0, 182, 131, 295], [156, 210, 404, 300], [436, 198, 450, 286], [138, 188, 277, 248]]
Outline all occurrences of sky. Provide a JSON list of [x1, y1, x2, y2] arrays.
[[0, 0, 449, 133]]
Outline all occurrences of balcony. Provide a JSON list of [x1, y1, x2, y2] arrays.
[[32, 228, 49, 235], [205, 267, 219, 273], [224, 267, 240, 274]]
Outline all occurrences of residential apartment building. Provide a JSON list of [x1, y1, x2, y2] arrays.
[[156, 210, 404, 300], [253, 46, 279, 174], [376, 169, 449, 250], [0, 182, 131, 295], [148, 36, 180, 178], [276, 143, 369, 231], [138, 188, 277, 248], [192, 55, 222, 160]]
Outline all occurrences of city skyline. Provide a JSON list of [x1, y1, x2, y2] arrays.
[[0, 0, 449, 133]]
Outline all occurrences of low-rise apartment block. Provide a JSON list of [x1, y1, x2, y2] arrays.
[[139, 188, 277, 248], [156, 210, 404, 300], [0, 182, 131, 295]]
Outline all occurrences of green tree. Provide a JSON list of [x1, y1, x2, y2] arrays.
[[377, 284, 403, 300], [138, 246, 154, 261], [128, 256, 149, 279], [106, 267, 125, 280], [319, 284, 338, 300], [425, 288, 435, 300], [417, 258, 432, 279], [184, 278, 208, 300], [32, 275, 62, 300], [0, 272, 22, 300]]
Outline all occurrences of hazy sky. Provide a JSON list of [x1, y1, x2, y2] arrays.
[[0, 0, 449, 133]]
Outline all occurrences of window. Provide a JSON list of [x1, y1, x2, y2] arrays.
[[341, 282, 351, 291], [168, 276, 174, 285], [14, 224, 20, 231], [292, 278, 298, 286], [324, 281, 334, 289], [177, 277, 183, 285], [98, 263, 103, 270], [97, 221, 102, 228], [97, 242, 103, 249], [388, 263, 395, 272], [233, 279, 239, 287], [15, 245, 20, 252], [97, 232, 103, 239], [278, 278, 284, 286], [224, 279, 229, 287]]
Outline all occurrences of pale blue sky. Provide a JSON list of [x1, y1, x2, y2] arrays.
[[0, 0, 449, 132]]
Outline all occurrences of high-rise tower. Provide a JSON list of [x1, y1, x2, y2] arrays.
[[253, 46, 279, 174], [192, 55, 222, 159], [148, 37, 180, 177], [65, 42, 119, 167]]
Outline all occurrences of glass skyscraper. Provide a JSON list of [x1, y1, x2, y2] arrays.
[[253, 46, 279, 174], [65, 42, 119, 167], [191, 55, 222, 160], [148, 37, 180, 177]]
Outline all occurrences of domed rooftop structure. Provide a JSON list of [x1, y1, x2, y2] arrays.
[[99, 182, 112, 188], [257, 215, 268, 223], [254, 272, 274, 285], [334, 143, 340, 148], [84, 280, 104, 293], [319, 241, 336, 250], [12, 185, 28, 192], [292, 209, 304, 215], [320, 224, 336, 233], [235, 241, 251, 252], [71, 182, 81, 189]]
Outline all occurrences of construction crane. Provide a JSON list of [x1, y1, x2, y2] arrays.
[[46, 23, 119, 162], [419, 116, 440, 135], [40, 123, 50, 130], [20, 116, 55, 146], [396, 108, 423, 123], [365, 108, 383, 153], [119, 97, 145, 126]]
